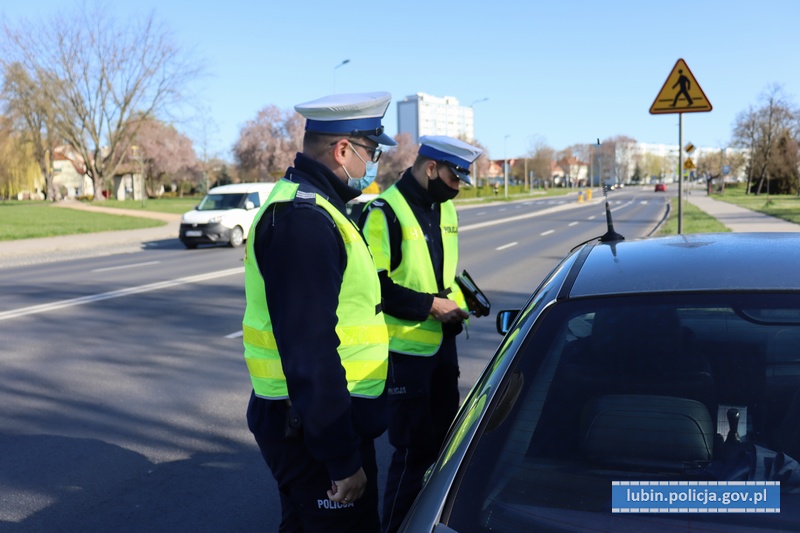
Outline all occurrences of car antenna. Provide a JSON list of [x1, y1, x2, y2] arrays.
[[599, 183, 625, 243]]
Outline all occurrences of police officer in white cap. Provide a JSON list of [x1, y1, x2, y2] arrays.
[[243, 92, 395, 532], [358, 135, 485, 533]]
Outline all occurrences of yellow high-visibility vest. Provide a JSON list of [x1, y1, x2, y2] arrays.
[[242, 179, 388, 398], [362, 184, 466, 356]]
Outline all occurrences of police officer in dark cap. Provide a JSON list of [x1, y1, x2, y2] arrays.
[[243, 92, 395, 532], [358, 135, 485, 533]]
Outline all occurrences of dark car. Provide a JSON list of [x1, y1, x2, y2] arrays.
[[401, 233, 800, 532], [655, 182, 668, 192]]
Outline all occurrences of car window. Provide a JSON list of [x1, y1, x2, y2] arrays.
[[446, 294, 800, 532], [197, 193, 247, 211], [246, 191, 261, 208]]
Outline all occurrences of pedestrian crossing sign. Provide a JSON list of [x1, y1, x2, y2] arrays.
[[684, 157, 696, 170], [650, 59, 712, 114]]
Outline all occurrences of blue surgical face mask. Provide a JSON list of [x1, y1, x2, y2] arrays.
[[343, 143, 379, 190]]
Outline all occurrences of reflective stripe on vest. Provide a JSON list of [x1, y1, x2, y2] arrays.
[[242, 179, 388, 399], [363, 185, 467, 356]]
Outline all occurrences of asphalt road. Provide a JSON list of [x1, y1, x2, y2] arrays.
[[0, 189, 667, 532]]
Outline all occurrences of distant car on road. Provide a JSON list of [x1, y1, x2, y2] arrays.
[[400, 232, 800, 533], [179, 182, 275, 249], [655, 182, 667, 192]]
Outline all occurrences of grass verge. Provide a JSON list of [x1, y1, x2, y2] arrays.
[[657, 197, 730, 235], [0, 201, 164, 241], [711, 187, 800, 224]]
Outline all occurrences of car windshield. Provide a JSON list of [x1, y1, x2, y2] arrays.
[[197, 192, 247, 211], [447, 294, 800, 532]]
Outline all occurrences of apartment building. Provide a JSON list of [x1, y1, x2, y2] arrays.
[[397, 93, 474, 144]]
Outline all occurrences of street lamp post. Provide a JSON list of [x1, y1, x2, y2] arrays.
[[525, 134, 537, 191], [504, 134, 511, 199], [333, 59, 350, 93]]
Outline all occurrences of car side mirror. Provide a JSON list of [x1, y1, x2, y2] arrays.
[[244, 200, 255, 210], [496, 309, 520, 335]]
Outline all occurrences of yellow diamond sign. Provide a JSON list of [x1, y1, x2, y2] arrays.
[[650, 59, 712, 114]]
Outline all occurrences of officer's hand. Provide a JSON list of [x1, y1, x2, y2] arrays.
[[328, 467, 367, 504], [472, 306, 488, 318], [430, 297, 469, 323]]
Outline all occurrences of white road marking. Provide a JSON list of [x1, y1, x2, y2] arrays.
[[540, 230, 555, 236], [588, 215, 596, 220], [568, 222, 578, 227], [460, 201, 589, 232], [0, 267, 244, 322], [610, 200, 634, 212], [225, 331, 244, 339], [91, 261, 160, 273], [496, 242, 518, 251]]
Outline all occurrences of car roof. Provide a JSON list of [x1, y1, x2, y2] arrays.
[[350, 193, 379, 203], [208, 182, 275, 194], [568, 232, 800, 297]]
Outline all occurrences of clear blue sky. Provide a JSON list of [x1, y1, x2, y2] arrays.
[[3, 0, 799, 162]]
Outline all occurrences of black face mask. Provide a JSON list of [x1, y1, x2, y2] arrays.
[[427, 173, 459, 203]]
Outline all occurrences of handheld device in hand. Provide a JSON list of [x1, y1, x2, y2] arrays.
[[456, 270, 491, 316]]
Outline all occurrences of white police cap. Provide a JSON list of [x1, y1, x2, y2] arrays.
[[419, 135, 483, 185], [295, 91, 397, 146]]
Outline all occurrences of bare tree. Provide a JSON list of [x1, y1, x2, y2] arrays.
[[732, 84, 799, 195], [469, 138, 491, 187], [529, 140, 556, 186], [189, 105, 220, 195], [131, 117, 198, 196], [1, 2, 202, 201], [376, 132, 417, 189], [612, 135, 637, 184], [568, 144, 592, 167], [234, 105, 303, 181], [696, 150, 724, 181], [598, 135, 637, 185]]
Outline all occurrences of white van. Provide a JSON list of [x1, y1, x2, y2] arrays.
[[179, 182, 275, 248]]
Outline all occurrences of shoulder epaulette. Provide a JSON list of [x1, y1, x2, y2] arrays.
[[293, 183, 334, 226]]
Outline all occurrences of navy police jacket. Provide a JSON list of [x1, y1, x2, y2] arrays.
[[246, 153, 387, 481]]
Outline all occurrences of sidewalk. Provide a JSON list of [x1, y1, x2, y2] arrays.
[[49, 199, 182, 223], [685, 194, 800, 232], [0, 202, 182, 268]]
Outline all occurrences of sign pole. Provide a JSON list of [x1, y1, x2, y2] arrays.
[[649, 58, 712, 235], [678, 113, 683, 234]]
